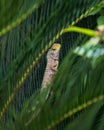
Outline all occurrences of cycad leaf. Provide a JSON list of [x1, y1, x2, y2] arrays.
[[65, 102, 103, 130], [0, 0, 104, 129]]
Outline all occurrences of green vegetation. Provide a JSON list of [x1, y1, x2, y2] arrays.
[[0, 0, 104, 130]]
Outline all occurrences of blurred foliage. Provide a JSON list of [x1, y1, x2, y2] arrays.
[[0, 0, 104, 130]]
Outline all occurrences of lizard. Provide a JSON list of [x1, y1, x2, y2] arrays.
[[41, 43, 61, 89]]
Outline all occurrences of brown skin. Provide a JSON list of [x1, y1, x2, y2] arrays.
[[41, 43, 61, 89]]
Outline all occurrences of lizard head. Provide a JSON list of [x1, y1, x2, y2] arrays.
[[51, 43, 61, 51], [47, 43, 61, 60]]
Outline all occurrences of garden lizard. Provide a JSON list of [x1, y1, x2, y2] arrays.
[[41, 43, 61, 89]]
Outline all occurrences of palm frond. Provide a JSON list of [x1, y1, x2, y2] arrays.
[[0, 0, 104, 130], [65, 102, 103, 130]]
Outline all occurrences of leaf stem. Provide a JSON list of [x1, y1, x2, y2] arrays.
[[62, 26, 99, 37]]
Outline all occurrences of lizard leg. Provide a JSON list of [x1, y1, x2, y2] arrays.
[[51, 61, 58, 71]]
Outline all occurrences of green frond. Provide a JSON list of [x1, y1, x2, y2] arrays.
[[65, 102, 103, 130], [0, 0, 104, 130]]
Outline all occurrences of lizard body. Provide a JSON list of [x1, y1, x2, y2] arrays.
[[41, 43, 61, 89]]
